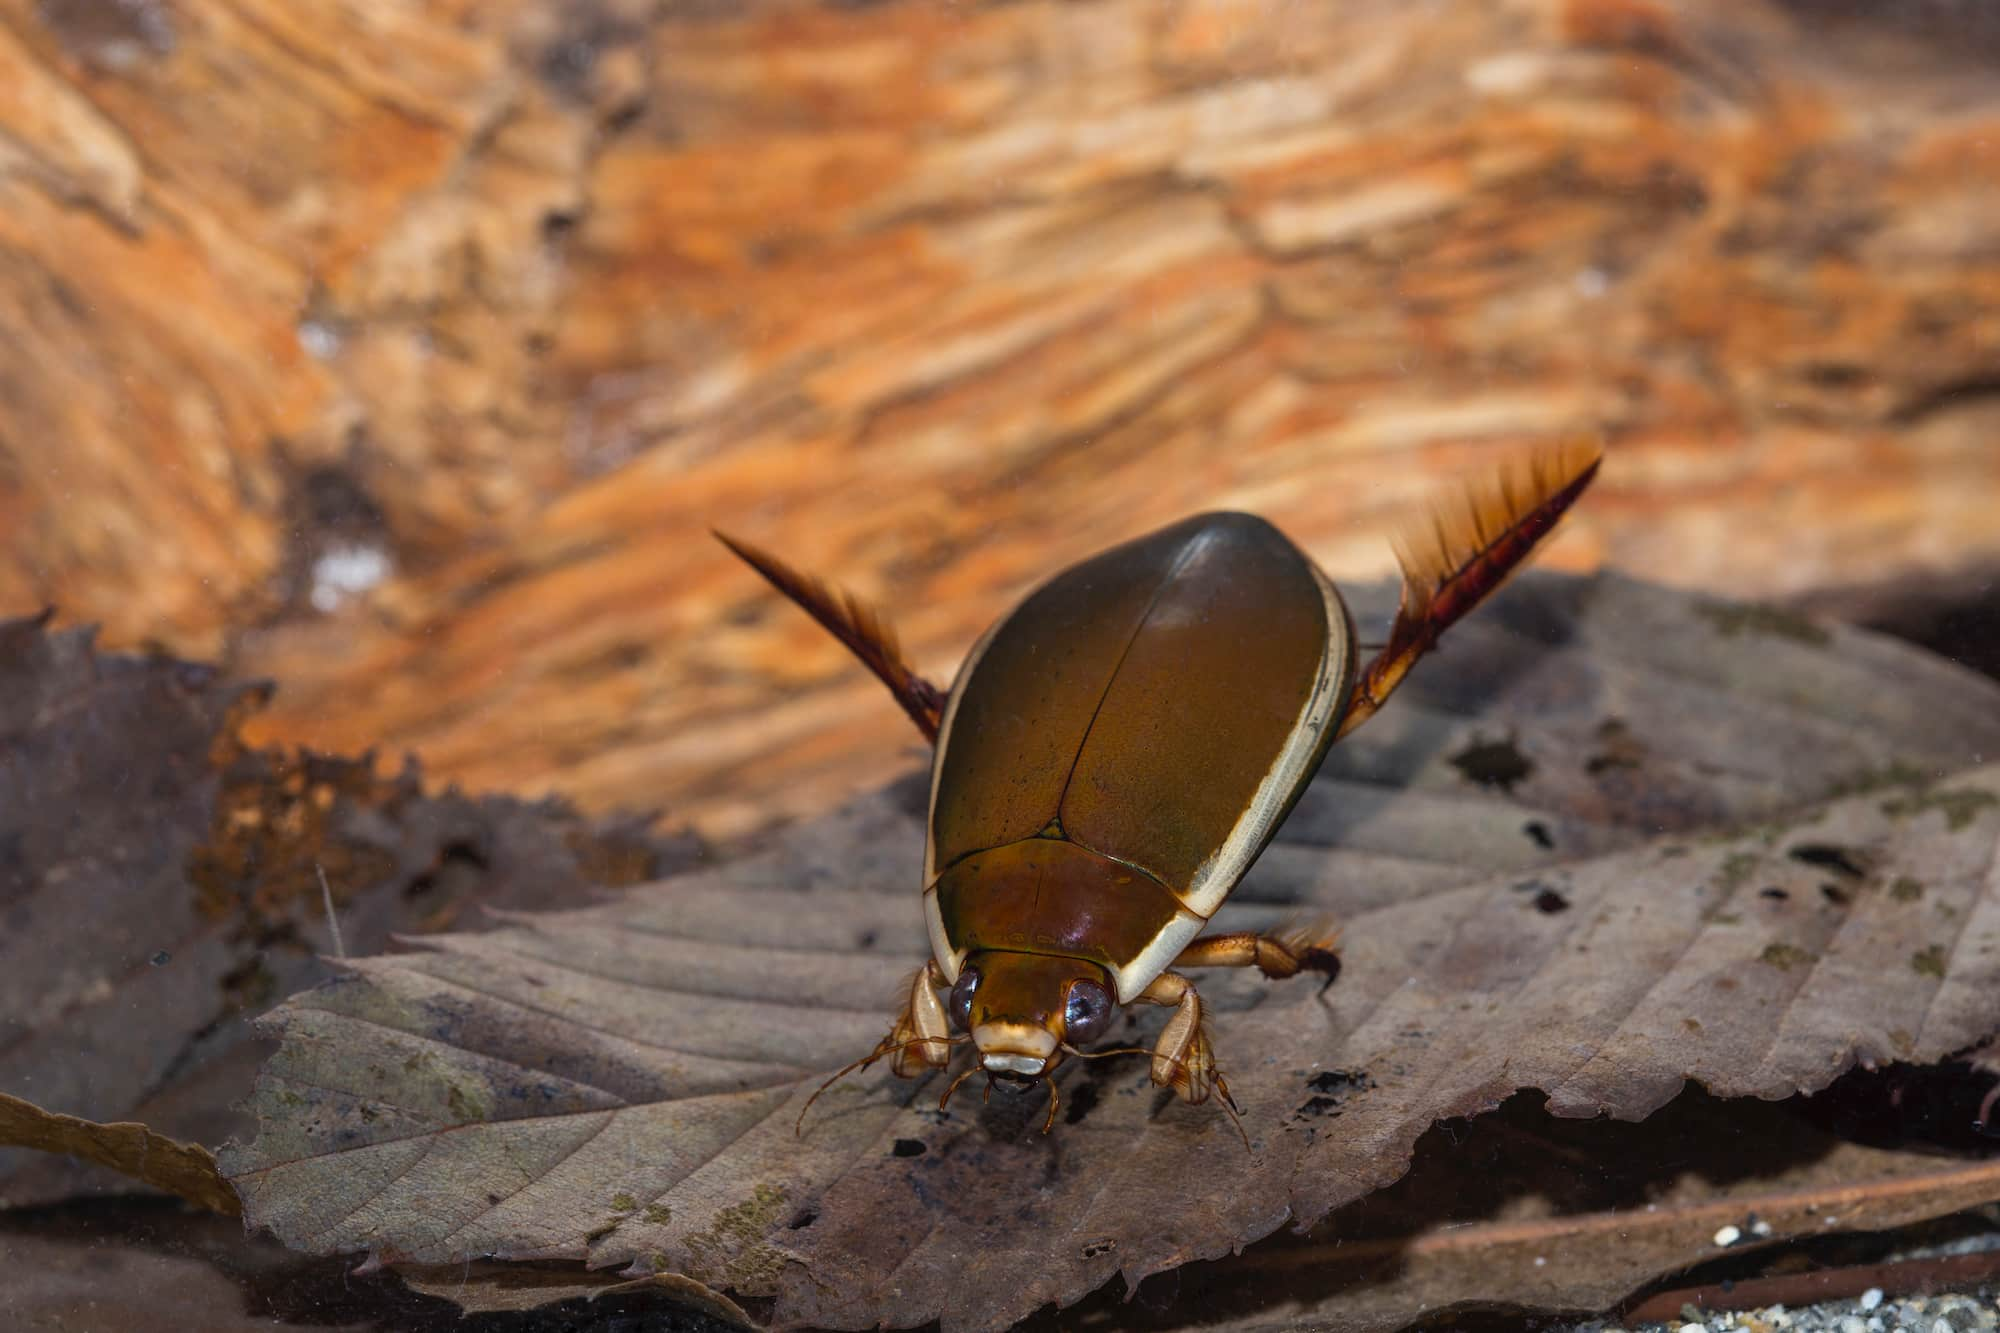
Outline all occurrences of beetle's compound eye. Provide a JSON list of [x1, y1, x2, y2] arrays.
[[1062, 978, 1113, 1045], [948, 966, 980, 1032]]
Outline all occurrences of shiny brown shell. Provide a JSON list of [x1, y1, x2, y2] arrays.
[[921, 512, 1356, 1001]]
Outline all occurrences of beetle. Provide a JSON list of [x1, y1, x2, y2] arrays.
[[718, 440, 1601, 1135]]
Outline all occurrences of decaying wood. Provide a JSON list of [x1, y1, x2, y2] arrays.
[[0, 0, 1994, 838]]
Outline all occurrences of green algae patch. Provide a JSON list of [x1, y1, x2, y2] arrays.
[[1760, 943, 1814, 971], [1715, 851, 1761, 895], [682, 1182, 792, 1290]]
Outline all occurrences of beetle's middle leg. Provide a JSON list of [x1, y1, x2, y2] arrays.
[[1172, 924, 1341, 992], [1132, 971, 1227, 1107]]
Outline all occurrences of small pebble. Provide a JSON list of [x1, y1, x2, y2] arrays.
[[1714, 1224, 1743, 1246], [1862, 1290, 1886, 1311], [1841, 1319, 1869, 1333]]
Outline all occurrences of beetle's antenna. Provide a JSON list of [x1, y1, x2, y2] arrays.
[[1061, 1044, 1253, 1151], [937, 1064, 981, 1113], [795, 1035, 969, 1136]]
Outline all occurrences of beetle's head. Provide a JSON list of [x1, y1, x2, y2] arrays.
[[946, 950, 1115, 1082]]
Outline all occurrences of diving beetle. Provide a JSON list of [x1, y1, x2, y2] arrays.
[[719, 441, 1601, 1134]]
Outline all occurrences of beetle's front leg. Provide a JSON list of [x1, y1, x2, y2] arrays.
[[1133, 971, 1227, 1107], [881, 961, 953, 1076], [1173, 924, 1341, 992], [798, 962, 955, 1135]]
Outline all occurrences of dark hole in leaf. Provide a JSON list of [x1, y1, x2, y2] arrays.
[[1079, 1237, 1115, 1260], [1449, 735, 1533, 792], [1584, 718, 1646, 775], [149, 950, 171, 965], [787, 1207, 819, 1231], [855, 929, 878, 949], [1533, 889, 1570, 914], [1760, 886, 1789, 901], [891, 1139, 926, 1158], [1299, 1067, 1375, 1120], [1821, 883, 1851, 905], [1523, 819, 1555, 849], [1787, 842, 1868, 878]]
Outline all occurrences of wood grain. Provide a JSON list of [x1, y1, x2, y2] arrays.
[[0, 0, 1995, 836]]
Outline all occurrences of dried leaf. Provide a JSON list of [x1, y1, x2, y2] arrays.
[[0, 1093, 237, 1216], [0, 612, 699, 1203], [221, 574, 2000, 1331]]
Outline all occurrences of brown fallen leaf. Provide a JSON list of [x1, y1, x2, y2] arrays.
[[0, 612, 699, 1204], [0, 1093, 237, 1217], [220, 573, 2000, 1331]]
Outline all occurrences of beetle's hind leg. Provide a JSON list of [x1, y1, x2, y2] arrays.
[[1133, 971, 1227, 1107], [1174, 923, 1342, 994], [883, 961, 954, 1076]]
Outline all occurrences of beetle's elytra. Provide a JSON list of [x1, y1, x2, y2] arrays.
[[718, 440, 1601, 1136]]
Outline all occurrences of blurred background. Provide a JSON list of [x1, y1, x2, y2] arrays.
[[2, 0, 1996, 842]]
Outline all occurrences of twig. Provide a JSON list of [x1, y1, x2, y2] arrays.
[[316, 862, 346, 960]]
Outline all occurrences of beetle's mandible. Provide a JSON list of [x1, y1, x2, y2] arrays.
[[718, 440, 1601, 1137]]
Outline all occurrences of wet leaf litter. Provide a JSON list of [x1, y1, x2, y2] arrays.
[[214, 570, 2000, 1332]]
